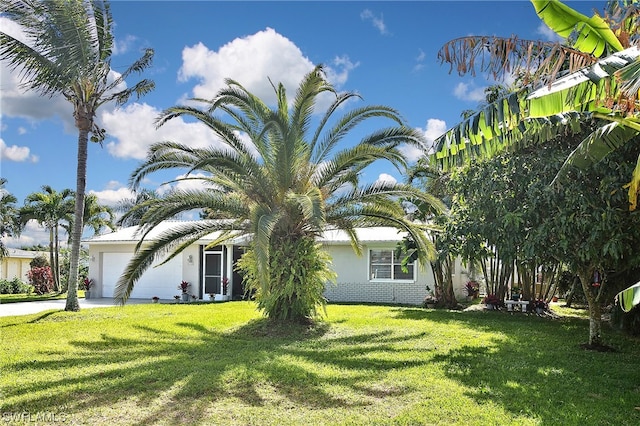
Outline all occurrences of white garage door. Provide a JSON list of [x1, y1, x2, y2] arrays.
[[102, 253, 182, 299]]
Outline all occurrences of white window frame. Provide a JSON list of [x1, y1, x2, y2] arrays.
[[368, 248, 416, 282]]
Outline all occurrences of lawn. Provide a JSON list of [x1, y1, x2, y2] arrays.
[[0, 291, 84, 304], [1, 302, 638, 425]]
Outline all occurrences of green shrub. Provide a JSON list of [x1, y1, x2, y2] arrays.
[[0, 277, 31, 294], [237, 236, 336, 322]]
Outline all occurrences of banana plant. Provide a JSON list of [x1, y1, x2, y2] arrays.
[[617, 281, 640, 312], [434, 0, 640, 209]]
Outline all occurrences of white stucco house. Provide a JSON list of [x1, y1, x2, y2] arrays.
[[1, 248, 46, 282], [85, 221, 469, 305]]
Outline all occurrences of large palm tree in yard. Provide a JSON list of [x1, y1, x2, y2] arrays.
[[116, 65, 443, 322], [0, 0, 154, 310]]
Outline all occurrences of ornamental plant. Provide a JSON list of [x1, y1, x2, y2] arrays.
[[27, 266, 53, 295], [178, 280, 190, 293], [482, 294, 502, 307]]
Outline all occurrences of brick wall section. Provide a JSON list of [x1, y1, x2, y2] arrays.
[[324, 281, 427, 305]]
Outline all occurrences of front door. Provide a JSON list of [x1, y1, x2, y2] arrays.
[[203, 250, 223, 297]]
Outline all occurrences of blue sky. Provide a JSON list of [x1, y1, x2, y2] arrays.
[[0, 0, 603, 247]]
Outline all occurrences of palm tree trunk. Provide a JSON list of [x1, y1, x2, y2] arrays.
[[65, 126, 88, 311], [48, 226, 57, 292], [54, 224, 61, 292]]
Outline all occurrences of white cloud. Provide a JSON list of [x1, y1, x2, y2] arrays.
[[375, 173, 397, 185], [0, 138, 38, 162], [1, 220, 53, 249], [453, 82, 486, 102], [157, 172, 215, 195], [102, 102, 227, 160], [89, 184, 135, 207], [536, 23, 565, 43], [360, 9, 389, 35], [113, 34, 138, 56], [0, 18, 76, 131], [413, 49, 426, 72], [178, 28, 316, 105], [399, 118, 447, 162]]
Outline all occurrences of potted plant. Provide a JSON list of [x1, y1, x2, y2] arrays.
[[482, 294, 502, 310], [209, 293, 215, 301], [82, 277, 94, 299], [178, 280, 190, 302], [215, 278, 231, 301], [152, 296, 159, 303], [511, 286, 521, 301]]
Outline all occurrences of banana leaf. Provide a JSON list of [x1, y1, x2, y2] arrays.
[[617, 281, 640, 313], [531, 0, 624, 56]]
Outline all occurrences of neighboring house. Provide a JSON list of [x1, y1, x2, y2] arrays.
[[85, 221, 470, 305], [0, 248, 45, 282]]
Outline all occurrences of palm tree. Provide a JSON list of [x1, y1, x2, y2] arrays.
[[0, 178, 20, 259], [115, 188, 163, 227], [20, 186, 75, 292], [434, 0, 640, 208], [74, 193, 116, 237], [116, 65, 444, 322], [0, 0, 154, 311]]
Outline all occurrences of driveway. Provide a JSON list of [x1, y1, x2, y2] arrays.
[[0, 298, 151, 317]]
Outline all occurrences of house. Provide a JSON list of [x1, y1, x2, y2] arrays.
[[85, 221, 470, 305], [1, 248, 46, 282]]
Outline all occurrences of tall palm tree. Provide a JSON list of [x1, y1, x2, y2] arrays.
[[116, 65, 444, 322], [0, 0, 154, 310], [115, 188, 163, 227], [0, 178, 20, 259], [73, 193, 116, 237], [20, 186, 75, 292], [434, 0, 640, 208]]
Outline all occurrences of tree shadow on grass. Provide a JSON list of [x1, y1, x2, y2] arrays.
[[391, 307, 640, 425], [2, 316, 430, 425]]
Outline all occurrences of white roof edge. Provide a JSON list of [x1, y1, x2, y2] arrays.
[[85, 221, 416, 245]]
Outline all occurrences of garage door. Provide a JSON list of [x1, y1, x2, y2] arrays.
[[102, 253, 182, 299]]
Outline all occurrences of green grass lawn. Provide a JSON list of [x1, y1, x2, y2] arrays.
[[1, 302, 638, 425], [0, 291, 85, 304]]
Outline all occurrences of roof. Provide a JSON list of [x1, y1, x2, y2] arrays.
[[85, 221, 409, 245], [3, 248, 46, 259]]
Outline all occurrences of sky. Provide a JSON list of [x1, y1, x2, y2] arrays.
[[0, 0, 604, 248]]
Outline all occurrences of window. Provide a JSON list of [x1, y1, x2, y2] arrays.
[[369, 249, 414, 281]]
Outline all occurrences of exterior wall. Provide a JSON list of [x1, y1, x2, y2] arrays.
[[87, 238, 466, 304], [0, 257, 32, 282], [1, 251, 45, 282], [323, 243, 435, 306], [88, 243, 204, 300]]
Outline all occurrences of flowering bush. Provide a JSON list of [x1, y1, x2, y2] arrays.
[[482, 294, 502, 306], [27, 266, 53, 295], [178, 280, 190, 293]]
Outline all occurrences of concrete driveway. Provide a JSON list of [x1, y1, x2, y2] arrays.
[[0, 298, 151, 317]]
